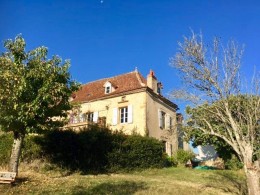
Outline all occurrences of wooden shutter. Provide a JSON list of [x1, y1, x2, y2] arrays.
[[128, 105, 133, 123], [93, 111, 98, 123], [112, 108, 118, 125], [158, 110, 162, 128], [167, 115, 171, 129]]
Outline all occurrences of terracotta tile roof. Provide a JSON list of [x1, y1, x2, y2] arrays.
[[72, 71, 147, 103]]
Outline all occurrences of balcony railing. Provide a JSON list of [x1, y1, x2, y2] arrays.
[[65, 116, 106, 129]]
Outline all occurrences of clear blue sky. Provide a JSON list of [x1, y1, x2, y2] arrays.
[[1, 0, 260, 113]]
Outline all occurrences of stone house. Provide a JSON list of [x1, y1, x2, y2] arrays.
[[67, 69, 179, 156]]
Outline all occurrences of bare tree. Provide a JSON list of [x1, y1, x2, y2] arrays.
[[170, 32, 260, 195]]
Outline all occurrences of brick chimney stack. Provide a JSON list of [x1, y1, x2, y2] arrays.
[[147, 70, 158, 94]]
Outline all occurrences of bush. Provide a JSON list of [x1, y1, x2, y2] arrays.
[[38, 129, 82, 171], [163, 156, 178, 167], [36, 127, 168, 173], [0, 133, 13, 166], [0, 133, 44, 167], [77, 127, 114, 173], [108, 134, 166, 171], [0, 127, 170, 173], [21, 135, 44, 162], [225, 154, 243, 170], [173, 149, 195, 165]]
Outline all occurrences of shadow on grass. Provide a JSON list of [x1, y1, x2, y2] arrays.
[[72, 181, 148, 195], [0, 177, 30, 188], [204, 171, 247, 195], [215, 171, 247, 195], [13, 177, 30, 186]]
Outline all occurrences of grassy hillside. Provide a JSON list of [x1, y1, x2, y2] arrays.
[[0, 166, 246, 195]]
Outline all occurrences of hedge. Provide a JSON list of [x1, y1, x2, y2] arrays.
[[0, 133, 13, 166], [0, 127, 169, 173]]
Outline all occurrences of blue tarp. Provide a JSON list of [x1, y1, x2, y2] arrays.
[[194, 166, 217, 170]]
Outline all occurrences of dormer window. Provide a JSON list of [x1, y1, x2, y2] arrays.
[[103, 81, 113, 94], [105, 86, 111, 94]]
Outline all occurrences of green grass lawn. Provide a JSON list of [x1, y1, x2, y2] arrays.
[[0, 166, 246, 195]]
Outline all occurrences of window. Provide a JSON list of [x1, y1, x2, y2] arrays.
[[161, 112, 166, 128], [69, 113, 75, 124], [112, 105, 133, 125], [163, 141, 173, 156], [104, 81, 112, 94], [73, 116, 78, 124], [159, 110, 166, 129], [120, 107, 128, 123], [69, 112, 80, 124], [69, 111, 98, 124], [86, 112, 94, 122], [105, 86, 111, 94], [79, 113, 86, 122]]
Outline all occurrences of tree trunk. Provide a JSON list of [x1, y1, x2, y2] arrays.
[[245, 167, 260, 195], [8, 132, 24, 174]]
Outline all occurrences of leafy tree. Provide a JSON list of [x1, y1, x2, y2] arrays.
[[170, 32, 260, 195], [185, 125, 236, 163], [0, 35, 79, 173], [185, 96, 258, 167]]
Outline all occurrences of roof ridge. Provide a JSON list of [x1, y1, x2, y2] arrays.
[[81, 70, 138, 86]]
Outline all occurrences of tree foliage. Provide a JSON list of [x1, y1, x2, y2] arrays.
[[170, 31, 260, 195], [0, 35, 79, 173], [0, 35, 79, 134], [185, 95, 259, 164]]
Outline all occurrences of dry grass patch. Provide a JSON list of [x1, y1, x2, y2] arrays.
[[0, 167, 246, 195]]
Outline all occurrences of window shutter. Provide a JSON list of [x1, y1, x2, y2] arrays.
[[158, 110, 162, 128], [93, 111, 98, 123], [112, 108, 118, 125], [128, 105, 133, 123], [167, 115, 171, 129]]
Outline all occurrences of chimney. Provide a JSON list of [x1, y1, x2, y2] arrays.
[[147, 70, 158, 94]]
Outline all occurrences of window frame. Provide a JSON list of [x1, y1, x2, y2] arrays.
[[86, 112, 94, 122], [159, 110, 166, 129], [120, 106, 128, 124], [161, 111, 166, 129], [105, 86, 111, 94], [104, 81, 112, 94]]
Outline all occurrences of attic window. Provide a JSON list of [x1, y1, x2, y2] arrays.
[[105, 86, 111, 94], [104, 81, 113, 94]]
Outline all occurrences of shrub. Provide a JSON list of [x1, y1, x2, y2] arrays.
[[173, 149, 195, 165], [108, 135, 166, 171], [77, 126, 114, 173], [0, 133, 13, 166], [38, 129, 82, 171], [39, 128, 168, 173], [225, 154, 244, 170], [0, 133, 44, 166], [0, 127, 171, 173], [165, 156, 178, 167], [21, 135, 44, 162]]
